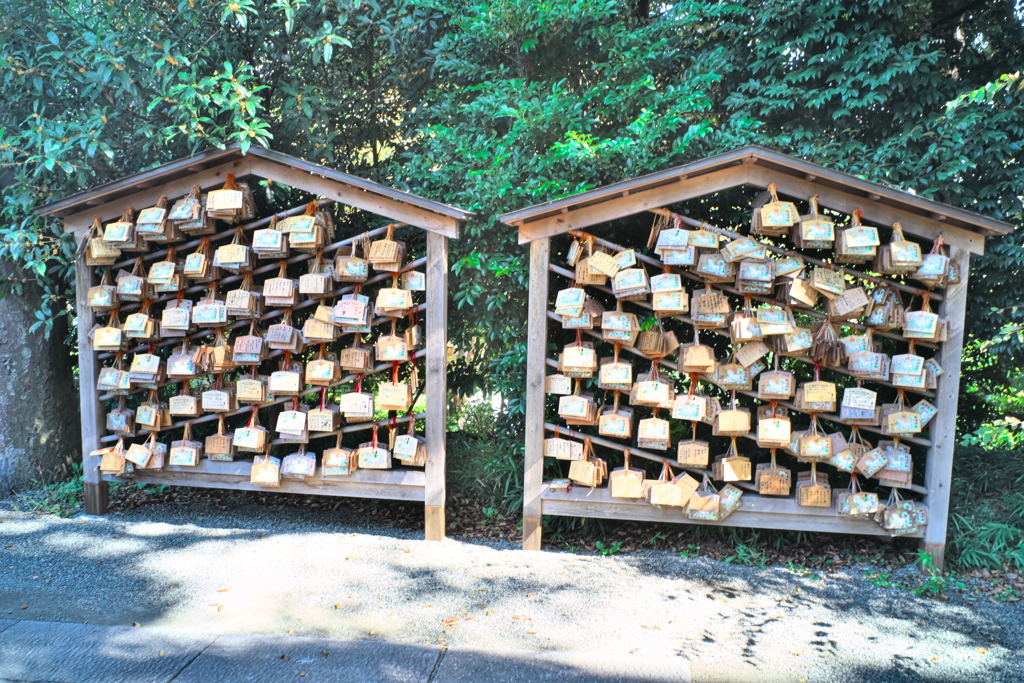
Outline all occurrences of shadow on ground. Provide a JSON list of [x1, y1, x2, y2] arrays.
[[0, 501, 1020, 683]]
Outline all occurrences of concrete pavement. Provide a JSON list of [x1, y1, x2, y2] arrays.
[[0, 619, 691, 683], [3, 508, 1020, 682]]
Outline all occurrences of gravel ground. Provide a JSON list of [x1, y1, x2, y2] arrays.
[[1, 503, 1022, 683]]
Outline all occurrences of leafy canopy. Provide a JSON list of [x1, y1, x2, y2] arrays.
[[0, 0, 1021, 433]]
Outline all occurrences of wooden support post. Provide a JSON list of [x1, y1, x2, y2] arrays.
[[522, 238, 550, 550], [424, 232, 449, 541], [75, 251, 108, 516], [922, 246, 970, 569]]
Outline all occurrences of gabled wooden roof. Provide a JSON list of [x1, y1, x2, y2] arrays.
[[37, 145, 472, 238], [499, 145, 1014, 255]]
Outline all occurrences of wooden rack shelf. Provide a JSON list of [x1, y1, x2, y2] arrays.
[[541, 321, 936, 446], [543, 273, 938, 397], [541, 485, 920, 536], [106, 462, 427, 502], [102, 256, 424, 356], [644, 210, 945, 303], [109, 199, 337, 272], [498, 146, 1008, 567], [566, 232, 941, 348], [46, 146, 470, 541]]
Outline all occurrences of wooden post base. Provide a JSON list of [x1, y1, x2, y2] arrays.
[[921, 541, 945, 571], [522, 516, 542, 551], [424, 505, 445, 541], [84, 482, 109, 516]]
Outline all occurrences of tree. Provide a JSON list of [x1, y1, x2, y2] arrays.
[[680, 0, 1024, 431], [399, 0, 721, 410], [0, 0, 448, 490], [0, 0, 1021, 503], [400, 0, 1022, 415], [0, 0, 452, 307]]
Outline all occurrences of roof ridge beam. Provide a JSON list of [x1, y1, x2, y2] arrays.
[[247, 159, 460, 238], [513, 165, 750, 244]]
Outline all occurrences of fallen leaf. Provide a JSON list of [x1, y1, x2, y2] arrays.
[[217, 588, 230, 593], [977, 648, 989, 654], [465, 616, 474, 620], [218, 606, 224, 612], [132, 622, 140, 627], [288, 629, 294, 634], [512, 615, 520, 620], [443, 629, 452, 634], [486, 611, 494, 616], [441, 616, 459, 625], [158, 651, 165, 657], [404, 549, 411, 553], [20, 605, 27, 611], [334, 604, 341, 609], [369, 631, 376, 635], [526, 630, 537, 635], [345, 556, 357, 560], [527, 593, 534, 597]]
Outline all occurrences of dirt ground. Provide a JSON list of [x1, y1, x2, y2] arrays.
[[1, 492, 1022, 682]]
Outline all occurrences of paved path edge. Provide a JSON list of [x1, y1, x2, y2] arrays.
[[0, 619, 692, 683]]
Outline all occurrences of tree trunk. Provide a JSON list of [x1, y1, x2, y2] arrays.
[[633, 0, 650, 23], [0, 260, 79, 496]]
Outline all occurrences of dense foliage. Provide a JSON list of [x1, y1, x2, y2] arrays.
[[0, 0, 446, 333], [2, 0, 1023, 565]]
